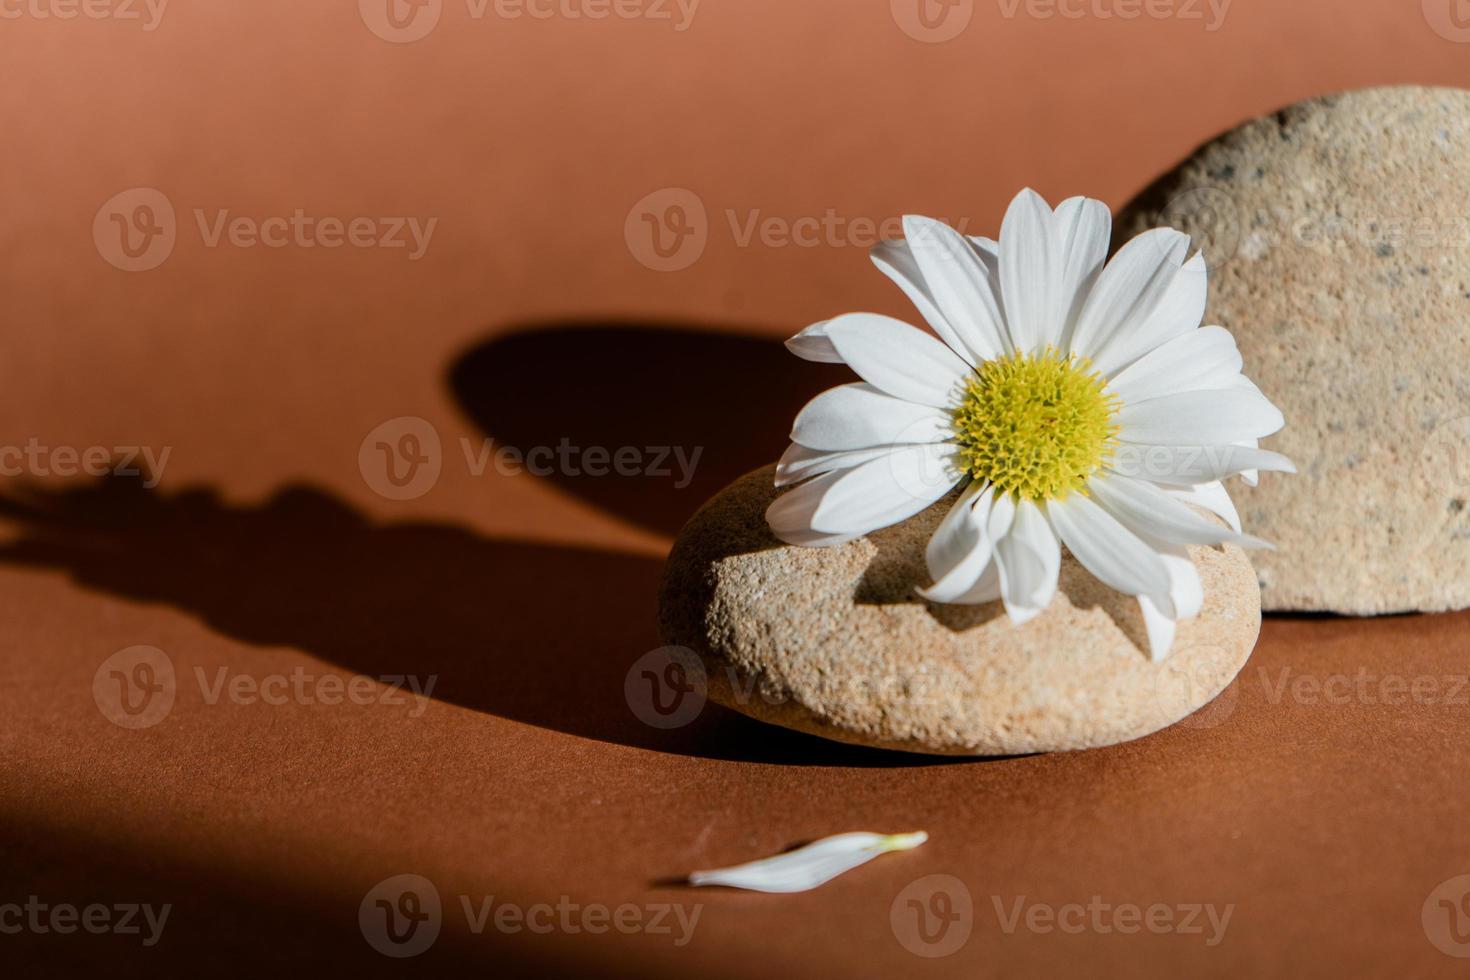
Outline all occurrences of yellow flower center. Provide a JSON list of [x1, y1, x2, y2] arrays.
[[952, 348, 1119, 502]]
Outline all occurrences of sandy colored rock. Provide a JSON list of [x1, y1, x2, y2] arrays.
[[659, 467, 1261, 755], [1117, 86, 1470, 613]]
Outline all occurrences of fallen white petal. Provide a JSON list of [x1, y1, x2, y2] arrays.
[[687, 832, 928, 894]]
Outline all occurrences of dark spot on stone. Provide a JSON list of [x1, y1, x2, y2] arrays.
[[1452, 499, 1466, 514], [1254, 166, 1265, 180], [1377, 244, 1395, 258], [1209, 164, 1237, 181]]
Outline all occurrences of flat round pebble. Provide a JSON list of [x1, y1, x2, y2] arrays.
[[659, 467, 1261, 755]]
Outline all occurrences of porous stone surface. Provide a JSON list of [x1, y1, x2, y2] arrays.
[[1117, 86, 1470, 613], [659, 468, 1261, 755]]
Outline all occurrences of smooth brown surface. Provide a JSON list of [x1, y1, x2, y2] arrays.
[[3, 1, 1470, 976]]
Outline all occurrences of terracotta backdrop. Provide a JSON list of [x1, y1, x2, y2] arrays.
[[3, 1, 1470, 976]]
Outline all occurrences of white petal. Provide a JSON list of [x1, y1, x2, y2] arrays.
[[791, 383, 953, 451], [966, 235, 1001, 279], [688, 832, 928, 894], [1138, 594, 1178, 663], [871, 239, 976, 366], [1156, 543, 1204, 620], [774, 443, 903, 488], [1047, 492, 1172, 598], [1052, 196, 1112, 349], [898, 215, 1011, 362], [1105, 325, 1243, 402], [919, 483, 1000, 603], [994, 498, 1061, 625], [1087, 472, 1269, 549], [810, 443, 960, 535], [785, 320, 844, 364], [1163, 481, 1242, 534], [825, 313, 971, 408], [765, 469, 862, 547], [1090, 252, 1209, 378], [1235, 438, 1261, 486], [1106, 445, 1296, 486], [1068, 228, 1190, 365], [987, 489, 1017, 542], [999, 188, 1057, 355], [1116, 389, 1286, 445]]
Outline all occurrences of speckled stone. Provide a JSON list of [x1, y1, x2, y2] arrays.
[[1117, 86, 1470, 613], [658, 468, 1261, 755]]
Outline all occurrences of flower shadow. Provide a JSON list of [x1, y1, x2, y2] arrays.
[[448, 320, 850, 539], [0, 471, 959, 767]]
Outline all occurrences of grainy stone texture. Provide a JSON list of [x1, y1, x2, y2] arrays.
[[659, 467, 1261, 755], [1117, 86, 1470, 613]]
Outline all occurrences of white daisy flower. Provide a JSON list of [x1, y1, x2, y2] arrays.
[[767, 188, 1294, 661]]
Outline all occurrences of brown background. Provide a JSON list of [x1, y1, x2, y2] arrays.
[[3, 0, 1470, 976]]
